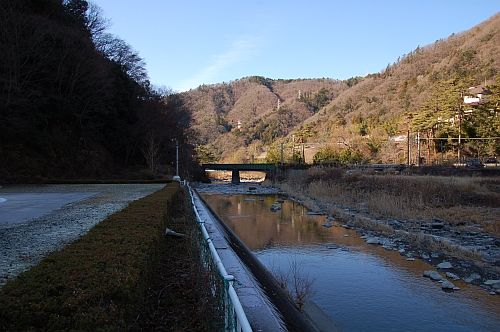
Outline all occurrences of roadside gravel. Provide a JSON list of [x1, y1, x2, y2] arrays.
[[0, 184, 164, 286]]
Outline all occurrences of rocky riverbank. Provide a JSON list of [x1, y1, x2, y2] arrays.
[[196, 176, 500, 295], [274, 182, 500, 295], [195, 178, 500, 295]]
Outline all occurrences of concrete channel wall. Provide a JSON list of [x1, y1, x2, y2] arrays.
[[189, 186, 286, 331], [190, 186, 330, 332]]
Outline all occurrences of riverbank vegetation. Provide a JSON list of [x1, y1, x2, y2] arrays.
[[0, 183, 220, 330], [273, 167, 499, 273], [281, 167, 499, 235]]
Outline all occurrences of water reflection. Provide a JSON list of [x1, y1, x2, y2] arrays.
[[203, 193, 500, 332], [203, 194, 329, 250]]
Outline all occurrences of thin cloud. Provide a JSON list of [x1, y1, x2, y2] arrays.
[[178, 36, 262, 91]]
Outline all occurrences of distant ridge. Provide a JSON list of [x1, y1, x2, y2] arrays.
[[174, 13, 500, 164]]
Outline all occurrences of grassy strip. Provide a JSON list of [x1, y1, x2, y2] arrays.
[[0, 183, 179, 330], [134, 188, 223, 331]]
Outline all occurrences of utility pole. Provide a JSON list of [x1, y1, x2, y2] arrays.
[[301, 143, 305, 164], [417, 132, 421, 166], [458, 91, 464, 164], [407, 129, 411, 166], [280, 143, 284, 166], [173, 139, 180, 181], [458, 110, 462, 163], [440, 140, 444, 164]]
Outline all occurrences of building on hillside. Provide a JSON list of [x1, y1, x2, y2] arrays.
[[434, 85, 493, 126], [463, 85, 491, 106], [389, 134, 407, 142]]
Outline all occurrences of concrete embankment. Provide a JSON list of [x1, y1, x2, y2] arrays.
[[191, 185, 338, 332], [190, 187, 287, 331]]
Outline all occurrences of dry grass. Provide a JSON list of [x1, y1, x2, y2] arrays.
[[401, 231, 484, 261], [278, 167, 500, 237], [0, 184, 219, 331]]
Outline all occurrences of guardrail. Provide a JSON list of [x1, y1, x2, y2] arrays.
[[187, 184, 252, 332]]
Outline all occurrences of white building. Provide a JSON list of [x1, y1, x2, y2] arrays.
[[463, 85, 491, 106]]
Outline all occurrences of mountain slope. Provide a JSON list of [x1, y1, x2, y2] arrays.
[[175, 13, 500, 164], [301, 13, 500, 163], [177, 77, 348, 162]]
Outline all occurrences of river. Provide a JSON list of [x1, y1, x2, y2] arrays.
[[202, 192, 500, 332]]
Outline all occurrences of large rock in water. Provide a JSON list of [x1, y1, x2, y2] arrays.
[[441, 280, 459, 291], [423, 270, 443, 281], [437, 261, 452, 269]]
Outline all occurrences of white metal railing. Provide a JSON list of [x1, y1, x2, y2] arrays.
[[187, 184, 252, 332]]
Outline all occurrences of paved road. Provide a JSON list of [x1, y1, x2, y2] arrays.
[[0, 184, 164, 286], [0, 192, 96, 226]]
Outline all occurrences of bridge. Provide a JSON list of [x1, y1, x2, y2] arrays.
[[202, 163, 277, 184]]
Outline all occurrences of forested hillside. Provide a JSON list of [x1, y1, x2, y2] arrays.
[[0, 0, 189, 181], [2, 1, 498, 174], [178, 13, 500, 165], [177, 77, 348, 162], [301, 13, 500, 164]]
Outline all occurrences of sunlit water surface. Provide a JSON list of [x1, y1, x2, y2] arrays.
[[203, 193, 500, 332]]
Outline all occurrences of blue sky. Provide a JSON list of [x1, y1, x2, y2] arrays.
[[94, 0, 499, 92]]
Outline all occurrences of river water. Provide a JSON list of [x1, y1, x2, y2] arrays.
[[202, 193, 500, 332]]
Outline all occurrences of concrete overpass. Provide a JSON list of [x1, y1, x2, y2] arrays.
[[202, 164, 277, 183]]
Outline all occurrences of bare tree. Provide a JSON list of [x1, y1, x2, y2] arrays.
[[85, 2, 109, 40], [142, 132, 160, 174], [95, 34, 148, 84], [270, 258, 315, 311]]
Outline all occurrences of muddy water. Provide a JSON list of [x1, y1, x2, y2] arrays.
[[203, 194, 500, 332]]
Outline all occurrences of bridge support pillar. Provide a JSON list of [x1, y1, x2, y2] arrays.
[[231, 170, 240, 184]]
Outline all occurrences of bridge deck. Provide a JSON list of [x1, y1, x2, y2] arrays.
[[202, 163, 276, 171]]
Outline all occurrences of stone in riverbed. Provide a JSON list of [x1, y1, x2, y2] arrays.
[[307, 211, 324, 215], [437, 261, 452, 269], [423, 270, 443, 281], [441, 280, 459, 291], [431, 219, 445, 229], [484, 280, 500, 289], [446, 272, 460, 281], [464, 273, 481, 283], [365, 237, 380, 245], [270, 203, 281, 212]]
